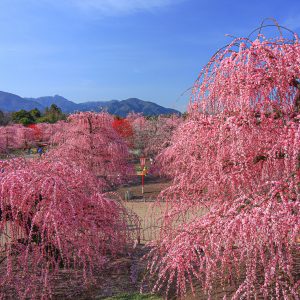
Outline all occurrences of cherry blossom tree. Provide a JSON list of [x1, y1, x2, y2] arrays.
[[0, 126, 18, 152], [147, 25, 300, 299]]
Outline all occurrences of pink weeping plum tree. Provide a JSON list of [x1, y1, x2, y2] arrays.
[[0, 123, 69, 156], [147, 23, 300, 299], [126, 113, 148, 152], [0, 157, 137, 299], [48, 112, 132, 188], [142, 115, 183, 158], [126, 113, 183, 158], [0, 125, 35, 154], [34, 122, 66, 144]]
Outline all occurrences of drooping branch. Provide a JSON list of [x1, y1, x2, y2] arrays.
[[148, 22, 300, 299]]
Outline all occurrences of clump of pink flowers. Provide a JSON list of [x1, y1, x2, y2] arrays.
[[0, 112, 139, 298], [147, 30, 300, 299], [0, 157, 136, 298]]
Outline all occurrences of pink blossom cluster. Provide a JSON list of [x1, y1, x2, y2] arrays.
[[127, 113, 183, 158], [191, 35, 300, 115], [148, 34, 300, 298], [35, 121, 66, 144], [0, 158, 134, 298], [48, 112, 132, 188], [0, 122, 68, 154], [0, 125, 35, 152], [0, 112, 139, 298], [143, 115, 183, 158]]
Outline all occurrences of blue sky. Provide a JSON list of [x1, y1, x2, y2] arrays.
[[0, 0, 299, 111]]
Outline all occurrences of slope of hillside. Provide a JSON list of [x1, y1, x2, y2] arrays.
[[0, 91, 44, 112], [0, 91, 180, 116], [25, 95, 76, 113]]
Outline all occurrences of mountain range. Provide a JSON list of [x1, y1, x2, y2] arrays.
[[0, 91, 180, 117]]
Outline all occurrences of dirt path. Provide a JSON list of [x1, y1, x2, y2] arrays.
[[116, 175, 171, 202], [51, 177, 172, 299], [116, 176, 171, 243]]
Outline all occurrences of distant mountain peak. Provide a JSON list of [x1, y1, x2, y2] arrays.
[[0, 91, 180, 116]]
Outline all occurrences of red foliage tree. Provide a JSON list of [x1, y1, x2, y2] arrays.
[[27, 124, 42, 142], [147, 28, 300, 298], [112, 117, 134, 146]]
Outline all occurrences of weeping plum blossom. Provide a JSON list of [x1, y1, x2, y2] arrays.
[[0, 125, 35, 153], [35, 121, 66, 144], [0, 158, 136, 298], [0, 123, 63, 154], [127, 113, 183, 158], [147, 32, 300, 299], [191, 35, 300, 114], [48, 112, 132, 188], [143, 115, 183, 158]]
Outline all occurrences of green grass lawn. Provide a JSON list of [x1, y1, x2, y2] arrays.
[[104, 293, 162, 300]]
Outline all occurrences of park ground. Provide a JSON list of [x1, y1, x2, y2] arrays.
[[47, 176, 169, 300], [67, 176, 222, 300]]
